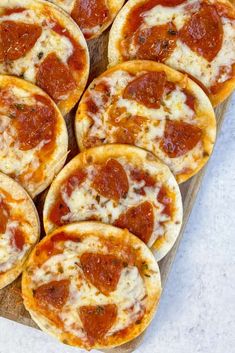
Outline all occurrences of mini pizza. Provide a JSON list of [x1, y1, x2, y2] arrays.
[[75, 61, 216, 183], [108, 0, 235, 106], [22, 222, 161, 349], [0, 0, 89, 115], [46, 0, 125, 40], [43, 145, 183, 261], [0, 173, 40, 289], [0, 75, 68, 198]]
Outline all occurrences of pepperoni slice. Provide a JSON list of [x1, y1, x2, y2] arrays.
[[114, 201, 154, 244], [36, 53, 76, 102], [49, 196, 70, 227], [34, 280, 70, 309], [49, 170, 86, 225], [92, 159, 129, 201], [179, 4, 223, 62], [157, 186, 173, 217], [79, 304, 117, 343], [132, 23, 178, 62], [161, 120, 202, 158], [123, 72, 167, 109], [0, 199, 9, 234], [63, 169, 87, 197], [81, 253, 123, 295], [0, 21, 41, 61], [11, 228, 25, 250], [72, 0, 109, 38], [86, 97, 99, 114], [11, 95, 56, 151]]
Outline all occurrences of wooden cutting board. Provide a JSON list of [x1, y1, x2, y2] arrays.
[[0, 30, 232, 353]]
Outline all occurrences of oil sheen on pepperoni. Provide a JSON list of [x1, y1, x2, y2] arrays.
[[0, 199, 10, 234], [0, 21, 42, 61], [81, 253, 123, 295], [36, 53, 76, 102], [132, 23, 178, 62], [161, 120, 202, 158], [79, 304, 117, 343], [72, 0, 109, 38], [179, 3, 223, 62], [11, 95, 56, 151], [34, 280, 70, 309], [123, 72, 167, 109], [92, 159, 129, 201], [114, 116, 147, 145], [114, 201, 154, 244]]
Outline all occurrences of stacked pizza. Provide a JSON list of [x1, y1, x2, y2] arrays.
[[0, 0, 234, 351]]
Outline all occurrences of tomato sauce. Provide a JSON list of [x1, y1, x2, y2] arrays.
[[157, 186, 173, 217], [130, 168, 155, 195], [51, 23, 87, 72], [10, 228, 25, 250], [0, 199, 10, 234], [120, 0, 185, 59]]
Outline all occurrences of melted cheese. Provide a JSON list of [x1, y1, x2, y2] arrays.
[[123, 0, 235, 89], [31, 235, 147, 339], [60, 157, 180, 247], [0, 86, 54, 193], [0, 4, 74, 84], [0, 219, 29, 273], [166, 19, 235, 88], [78, 68, 203, 177], [142, 1, 196, 29]]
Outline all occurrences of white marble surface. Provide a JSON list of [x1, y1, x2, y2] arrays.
[[0, 96, 234, 353]]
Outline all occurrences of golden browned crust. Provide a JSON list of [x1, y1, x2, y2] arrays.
[[22, 221, 162, 350], [75, 60, 216, 183], [43, 144, 183, 261]]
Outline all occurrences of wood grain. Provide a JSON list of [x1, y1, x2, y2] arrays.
[[0, 28, 231, 353]]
